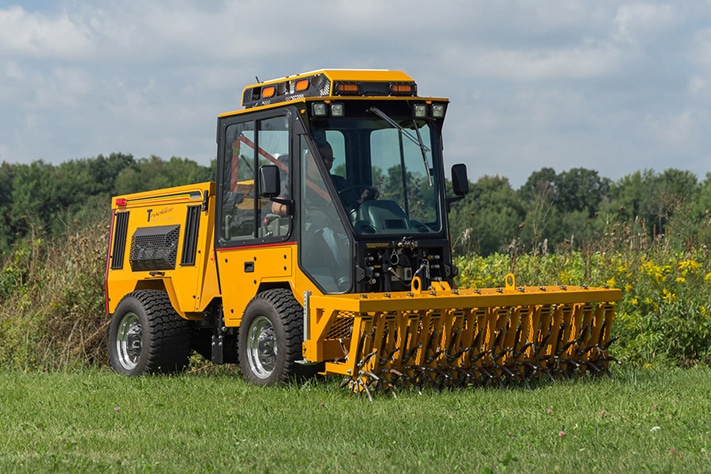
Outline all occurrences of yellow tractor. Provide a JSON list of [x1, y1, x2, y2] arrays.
[[105, 69, 621, 393]]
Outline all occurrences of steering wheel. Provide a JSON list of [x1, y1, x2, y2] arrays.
[[337, 185, 378, 203], [338, 185, 377, 222]]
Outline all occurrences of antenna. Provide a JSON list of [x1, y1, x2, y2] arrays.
[[255, 76, 260, 83]]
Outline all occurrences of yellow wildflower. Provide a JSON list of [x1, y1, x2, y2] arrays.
[[678, 259, 701, 276], [662, 288, 676, 304]]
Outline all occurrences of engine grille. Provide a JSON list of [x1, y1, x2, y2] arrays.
[[130, 225, 180, 271], [111, 212, 129, 269]]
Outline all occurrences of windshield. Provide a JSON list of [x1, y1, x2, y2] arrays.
[[310, 111, 441, 235]]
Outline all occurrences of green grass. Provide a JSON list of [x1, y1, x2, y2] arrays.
[[1, 367, 709, 473]]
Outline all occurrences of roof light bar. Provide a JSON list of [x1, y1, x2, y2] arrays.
[[294, 79, 309, 92], [240, 70, 420, 108], [390, 83, 414, 95], [261, 85, 276, 99], [335, 82, 359, 95]]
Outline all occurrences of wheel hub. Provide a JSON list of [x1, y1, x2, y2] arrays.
[[116, 312, 142, 370], [247, 316, 277, 378]]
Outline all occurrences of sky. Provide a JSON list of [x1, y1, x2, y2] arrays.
[[1, 0, 710, 188]]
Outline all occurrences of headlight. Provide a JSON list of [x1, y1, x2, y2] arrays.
[[331, 103, 344, 116], [431, 103, 446, 118], [413, 103, 427, 118], [312, 102, 328, 116]]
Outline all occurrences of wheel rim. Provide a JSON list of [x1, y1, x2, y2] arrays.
[[115, 311, 142, 370], [246, 315, 277, 379]]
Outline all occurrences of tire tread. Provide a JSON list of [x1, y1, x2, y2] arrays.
[[114, 290, 191, 374], [240, 288, 304, 385]]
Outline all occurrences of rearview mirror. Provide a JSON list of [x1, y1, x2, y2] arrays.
[[258, 165, 280, 197], [451, 163, 469, 196]]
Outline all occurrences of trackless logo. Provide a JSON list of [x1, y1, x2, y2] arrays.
[[146, 207, 174, 223]]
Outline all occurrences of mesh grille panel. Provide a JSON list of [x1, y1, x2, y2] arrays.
[[324, 312, 355, 340], [130, 225, 179, 271]]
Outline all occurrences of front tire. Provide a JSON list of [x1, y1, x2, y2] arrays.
[[239, 289, 303, 385], [108, 290, 192, 375]]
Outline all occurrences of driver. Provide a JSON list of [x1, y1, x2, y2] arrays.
[[320, 141, 378, 212], [319, 142, 346, 190]]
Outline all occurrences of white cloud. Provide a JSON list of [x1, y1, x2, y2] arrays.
[[612, 3, 680, 44], [0, 0, 711, 187], [643, 110, 697, 145], [692, 28, 711, 68], [688, 75, 710, 99], [0, 5, 92, 58], [444, 41, 627, 82]]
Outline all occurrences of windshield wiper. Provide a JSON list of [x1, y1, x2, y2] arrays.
[[368, 107, 432, 186]]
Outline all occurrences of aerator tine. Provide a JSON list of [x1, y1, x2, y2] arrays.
[[424, 329, 443, 364], [445, 327, 462, 362], [402, 343, 421, 364], [357, 349, 378, 369]]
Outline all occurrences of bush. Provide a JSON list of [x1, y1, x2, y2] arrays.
[[0, 217, 109, 370], [2, 209, 710, 371]]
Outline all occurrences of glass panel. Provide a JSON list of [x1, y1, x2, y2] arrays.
[[311, 117, 441, 235], [257, 116, 290, 238], [324, 130, 346, 177], [221, 116, 290, 242], [370, 124, 437, 227], [299, 136, 352, 293], [221, 121, 255, 241]]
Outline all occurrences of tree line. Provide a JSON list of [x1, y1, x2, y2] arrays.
[[0, 153, 709, 257], [0, 153, 214, 253], [448, 167, 711, 256]]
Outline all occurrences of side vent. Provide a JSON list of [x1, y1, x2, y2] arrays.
[[111, 212, 129, 269], [181, 205, 201, 266], [130, 225, 180, 272]]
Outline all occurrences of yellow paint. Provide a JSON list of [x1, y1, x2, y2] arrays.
[[105, 182, 220, 317]]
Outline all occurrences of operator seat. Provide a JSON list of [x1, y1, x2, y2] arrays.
[[356, 200, 408, 232]]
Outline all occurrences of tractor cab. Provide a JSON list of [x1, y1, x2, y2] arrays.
[[216, 70, 468, 295]]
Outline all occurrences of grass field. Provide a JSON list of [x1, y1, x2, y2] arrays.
[[0, 366, 709, 473]]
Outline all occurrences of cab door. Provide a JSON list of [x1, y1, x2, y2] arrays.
[[215, 111, 295, 325]]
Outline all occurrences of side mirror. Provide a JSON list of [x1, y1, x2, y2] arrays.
[[258, 165, 280, 197], [451, 163, 469, 196]]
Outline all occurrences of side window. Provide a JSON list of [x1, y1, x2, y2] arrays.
[[257, 116, 290, 237], [220, 115, 290, 242], [222, 121, 255, 241]]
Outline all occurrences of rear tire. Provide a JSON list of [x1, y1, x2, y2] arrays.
[[239, 289, 303, 385], [108, 290, 192, 375]]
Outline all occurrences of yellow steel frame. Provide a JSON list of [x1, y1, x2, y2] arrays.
[[305, 275, 621, 387]]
